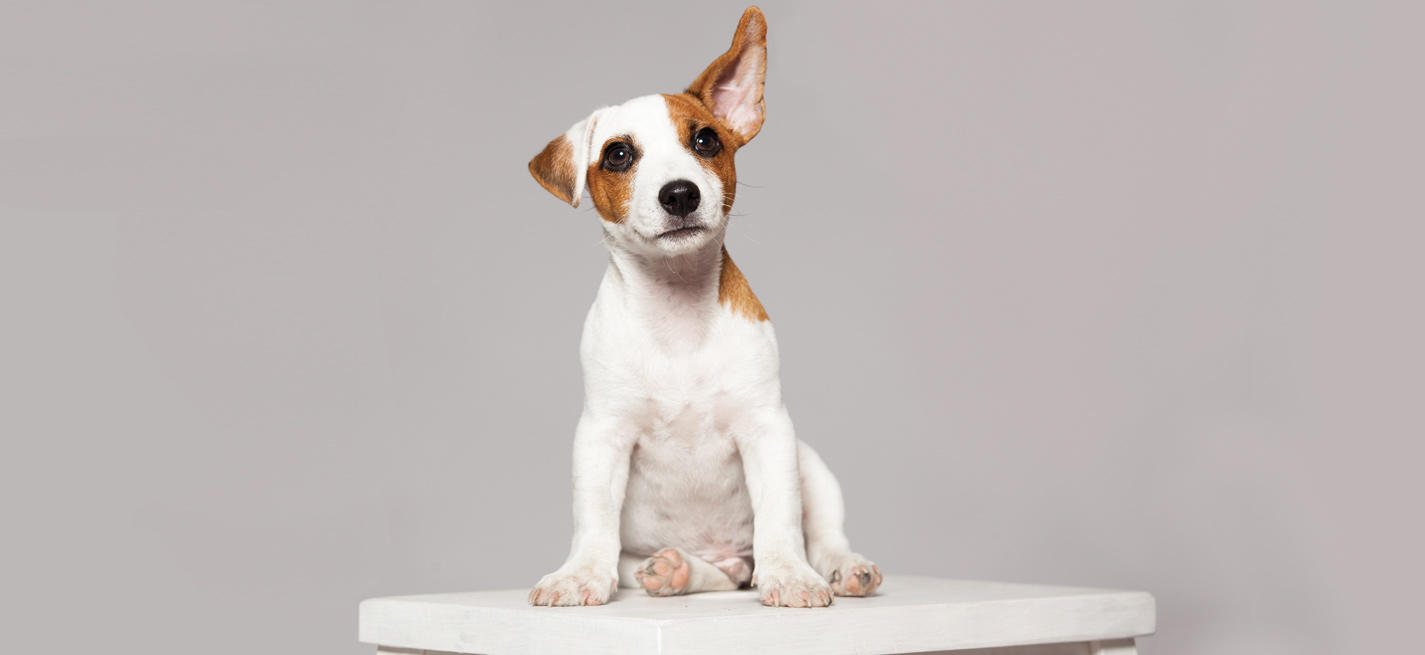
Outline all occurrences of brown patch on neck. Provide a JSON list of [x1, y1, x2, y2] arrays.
[[718, 247, 768, 321], [663, 93, 739, 214]]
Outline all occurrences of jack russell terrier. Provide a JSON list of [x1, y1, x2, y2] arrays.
[[525, 6, 880, 608]]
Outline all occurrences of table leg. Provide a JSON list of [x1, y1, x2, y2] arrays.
[[1089, 639, 1138, 655]]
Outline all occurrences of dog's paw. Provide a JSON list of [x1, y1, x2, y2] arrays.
[[636, 548, 691, 597], [528, 566, 616, 607], [752, 560, 834, 608], [827, 555, 883, 597]]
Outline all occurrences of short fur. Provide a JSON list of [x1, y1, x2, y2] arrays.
[[526, 6, 880, 609]]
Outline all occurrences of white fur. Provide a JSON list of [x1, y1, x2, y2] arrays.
[[530, 96, 877, 608], [561, 109, 605, 209]]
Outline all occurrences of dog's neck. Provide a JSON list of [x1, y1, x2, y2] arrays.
[[601, 233, 728, 344]]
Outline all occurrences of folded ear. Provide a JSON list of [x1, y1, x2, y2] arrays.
[[529, 109, 603, 207], [688, 6, 767, 144]]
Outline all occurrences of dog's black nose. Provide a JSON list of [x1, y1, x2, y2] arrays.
[[658, 180, 701, 217]]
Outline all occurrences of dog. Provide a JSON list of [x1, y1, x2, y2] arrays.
[[525, 6, 880, 608]]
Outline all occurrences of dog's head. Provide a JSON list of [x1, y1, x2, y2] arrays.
[[529, 7, 767, 257]]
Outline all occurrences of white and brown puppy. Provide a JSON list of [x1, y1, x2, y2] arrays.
[[525, 6, 880, 609]]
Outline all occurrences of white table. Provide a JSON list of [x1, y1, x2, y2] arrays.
[[359, 575, 1155, 655]]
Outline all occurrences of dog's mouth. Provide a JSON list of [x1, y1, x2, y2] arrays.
[[657, 225, 707, 239]]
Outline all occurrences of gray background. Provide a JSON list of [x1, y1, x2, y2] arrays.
[[2, 1, 1421, 653]]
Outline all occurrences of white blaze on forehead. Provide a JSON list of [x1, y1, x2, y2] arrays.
[[586, 95, 677, 162]]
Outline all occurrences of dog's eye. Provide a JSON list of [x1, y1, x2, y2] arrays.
[[692, 127, 721, 158], [602, 142, 635, 172]]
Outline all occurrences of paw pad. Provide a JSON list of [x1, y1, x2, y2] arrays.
[[829, 562, 883, 596], [636, 548, 691, 596]]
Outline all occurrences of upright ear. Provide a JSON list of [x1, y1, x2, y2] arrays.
[[688, 6, 767, 144], [529, 109, 603, 207]]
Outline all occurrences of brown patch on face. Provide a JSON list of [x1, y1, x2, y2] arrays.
[[585, 136, 637, 223], [528, 135, 577, 205], [718, 246, 768, 322], [663, 93, 739, 214]]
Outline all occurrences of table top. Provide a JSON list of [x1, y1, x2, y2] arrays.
[[359, 575, 1155, 655]]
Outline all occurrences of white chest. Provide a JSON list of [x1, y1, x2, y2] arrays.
[[582, 294, 782, 434]]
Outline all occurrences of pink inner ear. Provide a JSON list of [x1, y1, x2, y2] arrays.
[[711, 49, 764, 136]]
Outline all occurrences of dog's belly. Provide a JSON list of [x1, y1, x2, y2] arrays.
[[619, 428, 754, 562]]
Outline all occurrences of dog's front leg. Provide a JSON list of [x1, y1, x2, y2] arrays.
[[529, 413, 633, 606], [737, 408, 835, 608]]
